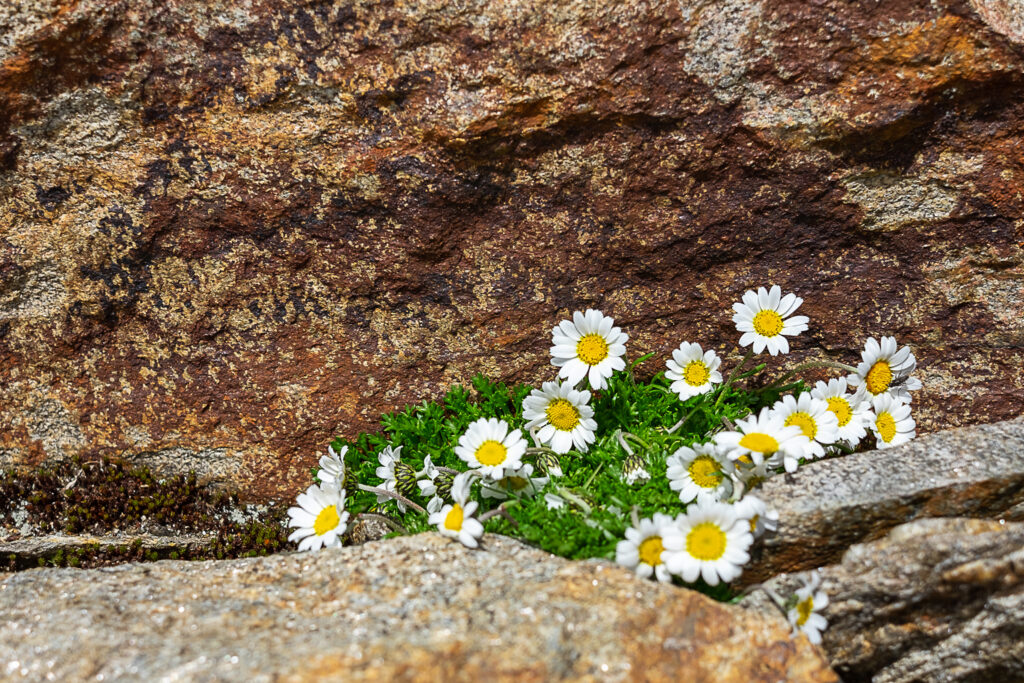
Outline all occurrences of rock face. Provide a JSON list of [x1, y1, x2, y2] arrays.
[[1, 0, 1023, 500], [743, 517, 1024, 683], [742, 416, 1024, 583], [0, 533, 837, 682]]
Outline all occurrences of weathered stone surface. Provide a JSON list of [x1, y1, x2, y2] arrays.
[[743, 415, 1024, 584], [2, 0, 1024, 500], [1, 532, 210, 569], [742, 518, 1024, 683], [0, 533, 837, 682]]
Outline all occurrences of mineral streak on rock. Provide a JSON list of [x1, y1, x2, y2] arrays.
[[1, 0, 1023, 500], [743, 416, 1024, 584], [0, 533, 837, 682], [742, 517, 1024, 683]]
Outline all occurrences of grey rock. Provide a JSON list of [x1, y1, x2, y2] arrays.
[[0, 533, 837, 682], [743, 416, 1024, 583], [1, 533, 211, 564], [742, 517, 1024, 683]]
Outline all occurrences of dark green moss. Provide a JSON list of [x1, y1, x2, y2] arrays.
[[1, 457, 290, 572]]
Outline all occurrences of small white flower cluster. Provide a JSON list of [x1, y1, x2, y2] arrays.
[[285, 286, 922, 652]]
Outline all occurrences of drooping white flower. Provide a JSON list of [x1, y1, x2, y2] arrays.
[[867, 394, 915, 449], [788, 571, 830, 645], [544, 493, 566, 510], [769, 393, 839, 459], [665, 499, 753, 586], [848, 336, 922, 402], [454, 418, 527, 479], [666, 442, 734, 504], [416, 454, 440, 498], [731, 286, 809, 356], [428, 472, 484, 548], [715, 407, 811, 473], [550, 309, 628, 390], [480, 463, 549, 500], [287, 482, 349, 552], [317, 444, 347, 486], [522, 380, 598, 454], [733, 494, 779, 539], [810, 378, 870, 447], [615, 513, 684, 583], [665, 342, 723, 401]]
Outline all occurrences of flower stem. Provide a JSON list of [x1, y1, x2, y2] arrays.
[[356, 512, 408, 535], [714, 350, 755, 408], [555, 486, 592, 515], [614, 429, 634, 456], [356, 484, 427, 515], [479, 500, 519, 523], [765, 359, 858, 390]]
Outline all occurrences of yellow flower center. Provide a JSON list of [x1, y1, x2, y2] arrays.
[[749, 515, 760, 534], [688, 455, 723, 489], [683, 361, 710, 387], [313, 505, 340, 536], [738, 432, 780, 454], [686, 522, 727, 561], [796, 596, 814, 626], [827, 397, 853, 427], [545, 398, 581, 431], [784, 411, 817, 440], [576, 334, 610, 366], [475, 440, 508, 466], [865, 361, 893, 395], [752, 310, 784, 337], [444, 503, 464, 531], [875, 412, 897, 443], [638, 535, 664, 566]]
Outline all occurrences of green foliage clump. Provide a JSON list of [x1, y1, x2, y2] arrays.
[[330, 360, 794, 579]]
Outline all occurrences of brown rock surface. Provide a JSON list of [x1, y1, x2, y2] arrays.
[[742, 415, 1024, 584], [0, 533, 838, 682], [1, 0, 1023, 500], [742, 517, 1024, 683]]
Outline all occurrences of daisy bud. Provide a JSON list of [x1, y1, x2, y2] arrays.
[[534, 451, 564, 477], [394, 460, 419, 497], [622, 452, 650, 485]]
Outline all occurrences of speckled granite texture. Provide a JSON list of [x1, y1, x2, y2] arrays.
[[0, 533, 836, 682]]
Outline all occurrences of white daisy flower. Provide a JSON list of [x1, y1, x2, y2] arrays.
[[522, 380, 598, 454], [788, 571, 829, 645], [428, 472, 484, 548], [769, 393, 839, 459], [665, 342, 723, 401], [615, 513, 684, 583], [733, 453, 775, 487], [287, 482, 349, 552], [731, 285, 809, 356], [715, 407, 811, 473], [867, 394, 915, 449], [810, 378, 870, 446], [665, 499, 753, 586], [454, 417, 527, 479], [317, 444, 347, 486], [848, 336, 922, 402], [480, 463, 549, 500], [733, 494, 779, 539], [550, 308, 628, 390], [666, 442, 734, 504]]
